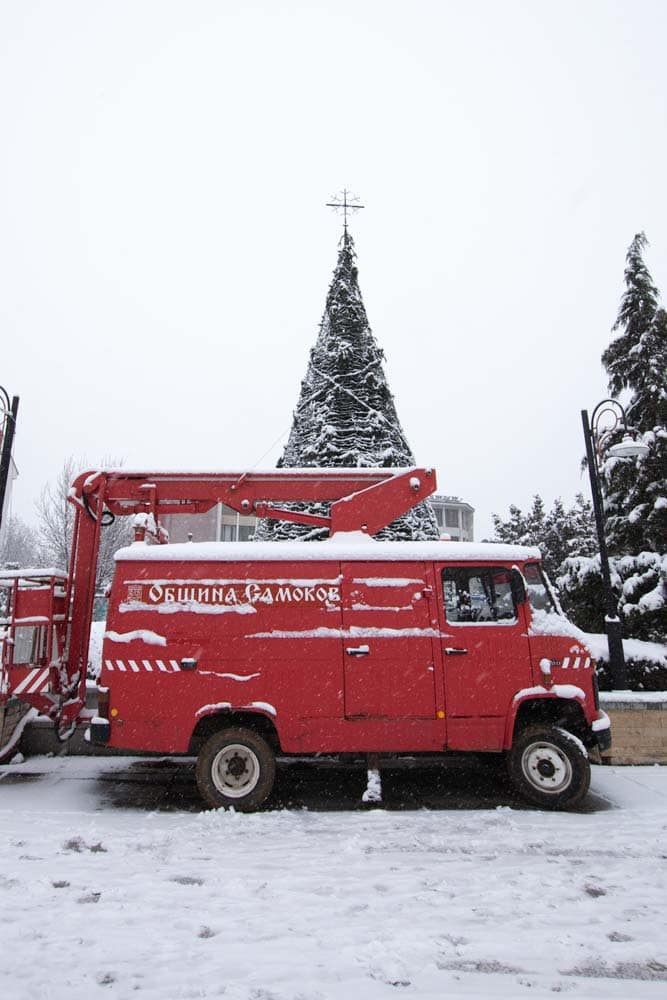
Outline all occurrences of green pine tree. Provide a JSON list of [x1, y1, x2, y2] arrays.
[[492, 494, 596, 597], [603, 233, 659, 401], [599, 233, 667, 643]]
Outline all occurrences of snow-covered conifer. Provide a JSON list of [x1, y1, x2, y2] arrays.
[[601, 235, 666, 552], [256, 231, 438, 540], [602, 234, 659, 404], [596, 234, 667, 643], [492, 495, 596, 589]]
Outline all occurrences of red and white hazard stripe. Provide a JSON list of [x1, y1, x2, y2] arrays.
[[12, 667, 51, 695], [561, 656, 591, 669], [104, 659, 182, 673]]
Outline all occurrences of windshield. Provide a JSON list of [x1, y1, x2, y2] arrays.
[[523, 563, 558, 614]]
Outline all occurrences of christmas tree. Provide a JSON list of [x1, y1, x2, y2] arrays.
[[256, 229, 438, 540]]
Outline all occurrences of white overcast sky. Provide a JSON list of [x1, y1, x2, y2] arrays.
[[2, 0, 667, 540]]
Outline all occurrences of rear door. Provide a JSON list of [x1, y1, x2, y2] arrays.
[[341, 561, 437, 719]]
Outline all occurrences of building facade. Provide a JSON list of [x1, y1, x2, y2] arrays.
[[429, 494, 475, 542]]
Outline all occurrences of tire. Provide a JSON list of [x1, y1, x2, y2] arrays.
[[195, 727, 276, 811], [507, 726, 590, 810]]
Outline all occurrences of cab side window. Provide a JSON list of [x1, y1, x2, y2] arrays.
[[442, 567, 518, 625]]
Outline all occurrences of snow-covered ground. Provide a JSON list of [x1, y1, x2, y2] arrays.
[[1, 757, 666, 999]]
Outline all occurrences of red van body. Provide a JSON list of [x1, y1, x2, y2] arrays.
[[95, 538, 610, 808]]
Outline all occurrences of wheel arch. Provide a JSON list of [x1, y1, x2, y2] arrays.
[[189, 709, 281, 755], [506, 694, 590, 749]]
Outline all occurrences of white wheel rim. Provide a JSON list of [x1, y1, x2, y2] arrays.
[[521, 740, 572, 794], [211, 743, 261, 799]]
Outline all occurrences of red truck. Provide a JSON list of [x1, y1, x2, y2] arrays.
[[0, 466, 610, 810]]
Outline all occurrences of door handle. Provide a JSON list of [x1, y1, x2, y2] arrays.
[[445, 647, 468, 656], [346, 645, 370, 657]]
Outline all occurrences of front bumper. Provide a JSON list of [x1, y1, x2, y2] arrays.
[[592, 709, 612, 752]]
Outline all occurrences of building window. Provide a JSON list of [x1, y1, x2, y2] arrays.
[[445, 508, 459, 528], [220, 521, 254, 542]]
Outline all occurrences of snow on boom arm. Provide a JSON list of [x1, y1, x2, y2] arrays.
[[1, 467, 436, 738]]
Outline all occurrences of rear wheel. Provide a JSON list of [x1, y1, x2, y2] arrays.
[[196, 727, 276, 811], [508, 726, 590, 809]]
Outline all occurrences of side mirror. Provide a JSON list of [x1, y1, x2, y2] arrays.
[[510, 568, 527, 606]]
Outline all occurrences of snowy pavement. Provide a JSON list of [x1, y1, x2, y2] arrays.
[[0, 757, 666, 1000]]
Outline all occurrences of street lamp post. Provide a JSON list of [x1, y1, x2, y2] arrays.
[[581, 399, 649, 690], [0, 385, 20, 537]]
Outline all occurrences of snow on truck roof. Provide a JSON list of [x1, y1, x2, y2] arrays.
[[79, 466, 422, 485], [0, 567, 68, 582], [115, 537, 542, 564]]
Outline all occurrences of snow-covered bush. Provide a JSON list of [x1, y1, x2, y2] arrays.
[[590, 635, 667, 691]]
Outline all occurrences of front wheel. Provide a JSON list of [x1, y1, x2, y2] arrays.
[[507, 726, 590, 809], [196, 727, 276, 811]]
